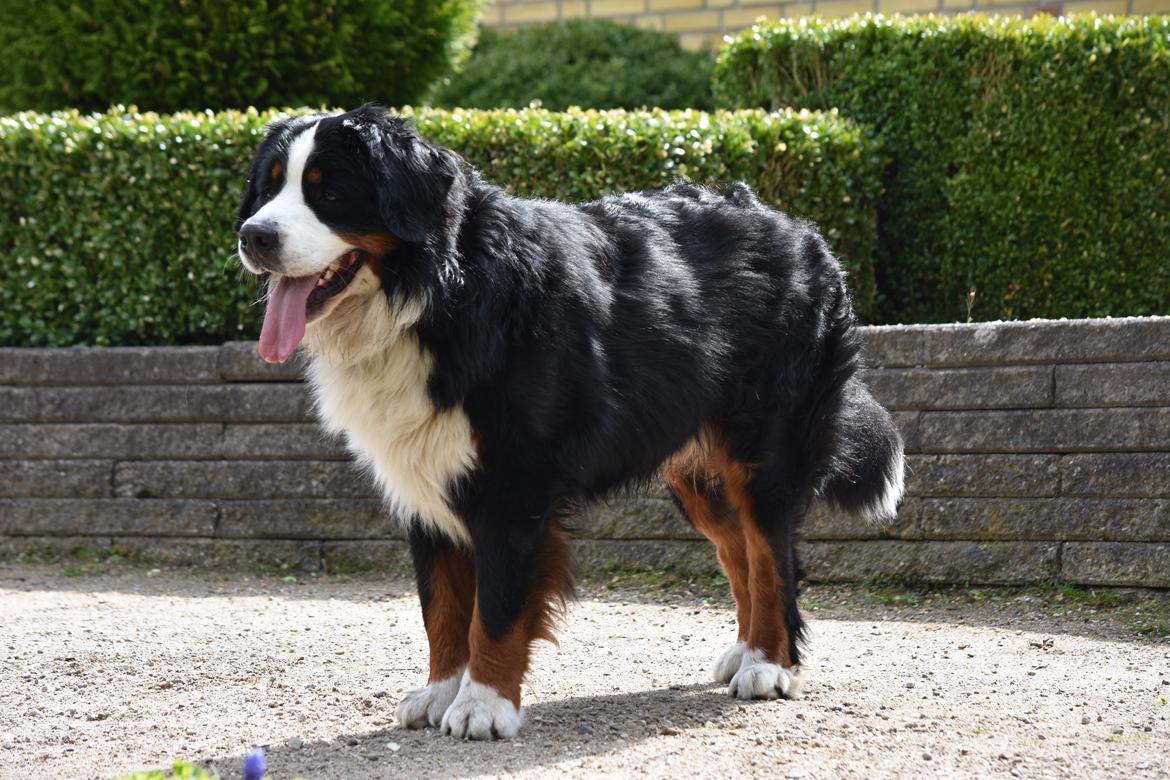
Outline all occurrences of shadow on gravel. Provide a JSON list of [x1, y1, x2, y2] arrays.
[[206, 683, 746, 779], [4, 565, 1166, 644]]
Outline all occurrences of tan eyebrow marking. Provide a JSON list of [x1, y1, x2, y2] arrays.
[[306, 167, 323, 185], [269, 161, 282, 180]]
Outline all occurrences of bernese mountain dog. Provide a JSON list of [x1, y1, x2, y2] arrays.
[[234, 105, 905, 740]]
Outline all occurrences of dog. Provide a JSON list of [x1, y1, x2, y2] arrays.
[[234, 105, 905, 740]]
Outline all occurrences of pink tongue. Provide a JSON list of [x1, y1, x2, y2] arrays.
[[258, 275, 319, 363]]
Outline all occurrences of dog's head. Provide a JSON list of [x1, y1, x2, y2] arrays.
[[234, 105, 465, 363]]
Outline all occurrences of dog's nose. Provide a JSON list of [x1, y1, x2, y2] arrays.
[[239, 222, 282, 269]]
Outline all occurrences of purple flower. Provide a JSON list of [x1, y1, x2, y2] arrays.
[[243, 747, 266, 780]]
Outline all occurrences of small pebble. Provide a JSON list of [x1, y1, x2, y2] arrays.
[[1111, 726, 1123, 735], [1081, 716, 1090, 725], [373, 690, 388, 699], [385, 741, 400, 752], [576, 724, 593, 736], [922, 752, 932, 761], [905, 682, 916, 689], [287, 736, 303, 750]]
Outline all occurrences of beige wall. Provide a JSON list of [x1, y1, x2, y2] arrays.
[[480, 0, 1170, 50]]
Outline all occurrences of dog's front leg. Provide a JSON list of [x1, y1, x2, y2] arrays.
[[440, 515, 571, 740], [397, 528, 475, 729]]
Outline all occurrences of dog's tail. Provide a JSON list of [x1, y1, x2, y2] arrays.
[[798, 276, 906, 525]]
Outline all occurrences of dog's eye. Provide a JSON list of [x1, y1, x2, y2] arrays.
[[323, 189, 338, 202], [262, 185, 276, 199]]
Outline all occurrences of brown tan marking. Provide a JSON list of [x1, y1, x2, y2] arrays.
[[711, 440, 793, 669], [269, 161, 282, 181], [339, 231, 399, 259], [306, 166, 323, 185], [663, 433, 752, 641], [466, 526, 572, 707], [423, 546, 476, 683]]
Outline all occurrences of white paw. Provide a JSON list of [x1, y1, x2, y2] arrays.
[[440, 672, 521, 740], [727, 649, 803, 700], [396, 671, 462, 729], [713, 640, 749, 684]]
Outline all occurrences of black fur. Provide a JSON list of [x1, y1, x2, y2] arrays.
[[237, 105, 904, 673]]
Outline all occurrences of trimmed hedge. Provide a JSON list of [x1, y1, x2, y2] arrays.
[[715, 15, 1170, 323], [434, 19, 714, 111], [0, 0, 478, 114], [0, 106, 882, 347]]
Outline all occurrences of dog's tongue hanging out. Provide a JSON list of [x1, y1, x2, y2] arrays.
[[258, 275, 318, 363]]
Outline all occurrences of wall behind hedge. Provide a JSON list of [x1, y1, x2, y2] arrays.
[[0, 106, 882, 347], [714, 14, 1170, 324]]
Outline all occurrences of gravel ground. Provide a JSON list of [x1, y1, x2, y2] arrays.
[[1, 565, 1168, 780]]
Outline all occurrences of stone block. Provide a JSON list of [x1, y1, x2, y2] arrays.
[[907, 454, 1060, 497], [112, 537, 321, 571], [221, 424, 349, 460], [0, 424, 223, 460], [918, 408, 1170, 453], [863, 366, 1052, 411], [649, 0, 704, 9], [217, 499, 399, 540], [1061, 453, 1170, 498], [664, 10, 721, 31], [814, 0, 877, 16], [216, 342, 306, 382], [722, 7, 784, 28], [802, 540, 1059, 584], [0, 347, 220, 385], [893, 411, 921, 453], [802, 503, 914, 540], [571, 539, 719, 575], [0, 498, 216, 536], [0, 384, 311, 423], [901, 497, 1170, 542], [576, 497, 696, 539], [503, 0, 559, 23], [321, 540, 413, 575], [0, 460, 113, 498], [1055, 362, 1170, 407], [922, 317, 1170, 367], [115, 460, 374, 500], [1061, 542, 1170, 588]]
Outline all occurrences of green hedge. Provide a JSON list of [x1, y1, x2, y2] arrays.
[[0, 0, 478, 114], [0, 106, 882, 347], [715, 14, 1170, 323], [434, 19, 714, 110]]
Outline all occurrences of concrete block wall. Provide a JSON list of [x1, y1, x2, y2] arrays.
[[480, 0, 1170, 51], [2, 317, 1168, 587]]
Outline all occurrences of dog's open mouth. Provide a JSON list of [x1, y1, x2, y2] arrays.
[[258, 249, 368, 364], [307, 249, 366, 318]]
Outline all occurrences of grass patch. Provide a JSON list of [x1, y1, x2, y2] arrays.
[[117, 760, 218, 780]]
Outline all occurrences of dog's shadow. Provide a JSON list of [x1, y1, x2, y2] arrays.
[[209, 682, 746, 778]]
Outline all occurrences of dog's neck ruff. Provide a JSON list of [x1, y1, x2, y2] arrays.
[[304, 295, 476, 546]]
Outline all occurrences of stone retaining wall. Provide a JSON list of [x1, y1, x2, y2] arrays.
[[2, 317, 1168, 587]]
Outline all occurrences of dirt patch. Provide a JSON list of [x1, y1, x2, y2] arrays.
[[1, 565, 1168, 779]]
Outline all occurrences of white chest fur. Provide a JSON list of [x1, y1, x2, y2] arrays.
[[306, 332, 477, 546]]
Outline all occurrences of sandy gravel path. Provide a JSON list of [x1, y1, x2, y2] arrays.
[[1, 566, 1167, 779]]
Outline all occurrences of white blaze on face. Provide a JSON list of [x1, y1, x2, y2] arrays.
[[241, 120, 351, 278]]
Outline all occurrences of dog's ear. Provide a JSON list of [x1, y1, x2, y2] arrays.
[[346, 106, 463, 244]]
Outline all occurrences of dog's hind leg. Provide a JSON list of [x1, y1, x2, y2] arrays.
[[713, 444, 807, 701], [663, 446, 754, 684], [440, 515, 572, 740], [397, 528, 476, 729]]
